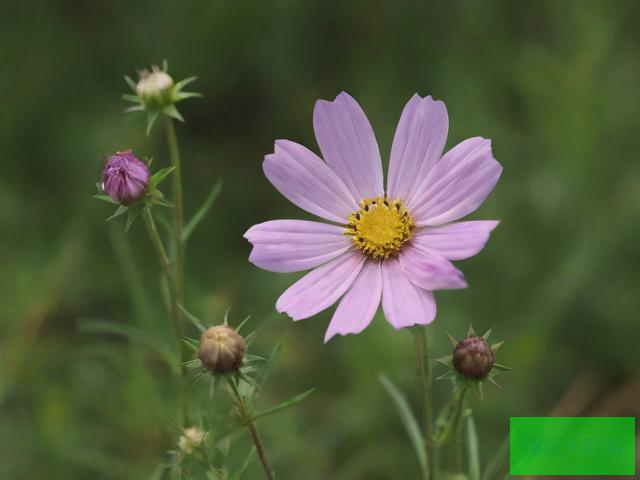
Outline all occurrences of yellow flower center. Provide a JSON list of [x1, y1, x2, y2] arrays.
[[345, 196, 414, 260]]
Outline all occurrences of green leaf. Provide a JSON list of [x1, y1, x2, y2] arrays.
[[163, 104, 184, 122], [481, 328, 492, 340], [379, 373, 428, 479], [174, 76, 198, 90], [79, 319, 176, 367], [182, 337, 200, 352], [230, 446, 255, 480], [106, 205, 128, 221], [125, 210, 137, 232], [182, 179, 223, 242], [251, 388, 315, 422], [481, 435, 509, 480], [467, 414, 481, 480], [236, 314, 251, 333], [122, 93, 140, 103], [146, 110, 161, 135], [178, 304, 206, 332], [258, 341, 282, 386], [124, 75, 137, 91], [93, 193, 118, 204], [149, 166, 175, 190]]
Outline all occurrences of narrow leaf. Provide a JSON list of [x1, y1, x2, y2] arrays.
[[379, 374, 428, 479], [146, 110, 160, 135], [174, 76, 198, 90], [251, 388, 315, 422], [124, 75, 137, 91], [467, 414, 481, 480], [149, 166, 175, 189], [93, 193, 118, 204], [481, 436, 509, 480], [482, 328, 492, 340], [79, 319, 176, 366], [178, 304, 207, 332], [182, 179, 223, 242], [106, 205, 128, 221], [163, 104, 184, 122], [122, 94, 140, 103]]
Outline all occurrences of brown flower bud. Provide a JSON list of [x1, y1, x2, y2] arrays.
[[452, 336, 495, 379], [198, 326, 245, 374]]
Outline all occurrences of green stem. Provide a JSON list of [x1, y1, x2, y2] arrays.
[[165, 118, 184, 300], [414, 326, 434, 480], [141, 206, 187, 425], [228, 378, 275, 480], [439, 386, 469, 475]]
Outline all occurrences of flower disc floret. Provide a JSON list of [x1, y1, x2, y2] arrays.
[[345, 196, 414, 260]]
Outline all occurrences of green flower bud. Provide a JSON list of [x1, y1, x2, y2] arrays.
[[198, 326, 245, 374], [136, 68, 175, 109], [452, 336, 495, 379]]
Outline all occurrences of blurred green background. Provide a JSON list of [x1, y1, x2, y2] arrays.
[[1, 0, 639, 478]]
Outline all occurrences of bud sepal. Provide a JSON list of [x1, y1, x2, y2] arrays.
[[94, 150, 174, 230], [436, 326, 510, 399], [123, 60, 201, 134]]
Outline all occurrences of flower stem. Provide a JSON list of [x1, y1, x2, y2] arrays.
[[414, 326, 434, 480], [141, 206, 187, 425], [438, 386, 469, 475], [228, 378, 275, 480], [164, 118, 184, 300]]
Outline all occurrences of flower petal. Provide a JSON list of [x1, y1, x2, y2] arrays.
[[387, 94, 449, 207], [313, 92, 384, 201], [410, 137, 502, 226], [263, 140, 357, 223], [245, 220, 353, 273], [276, 251, 366, 321], [399, 244, 467, 291], [412, 221, 499, 260], [324, 260, 382, 342], [381, 257, 437, 329]]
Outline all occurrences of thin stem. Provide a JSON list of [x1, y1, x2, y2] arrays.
[[439, 386, 469, 475], [414, 326, 434, 480], [246, 420, 275, 480], [141, 206, 187, 424], [228, 378, 275, 480], [165, 118, 185, 300]]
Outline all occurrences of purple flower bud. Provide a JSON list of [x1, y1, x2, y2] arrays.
[[452, 336, 495, 379], [101, 150, 150, 205]]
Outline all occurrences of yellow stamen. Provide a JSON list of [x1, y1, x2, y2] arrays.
[[345, 196, 414, 260]]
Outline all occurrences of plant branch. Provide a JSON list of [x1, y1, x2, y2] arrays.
[[165, 118, 185, 300], [141, 206, 187, 425]]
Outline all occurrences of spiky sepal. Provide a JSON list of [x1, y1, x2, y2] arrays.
[[123, 60, 202, 134]]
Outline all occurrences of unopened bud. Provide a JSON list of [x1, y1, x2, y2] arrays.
[[198, 326, 245, 374], [177, 426, 206, 455], [452, 336, 495, 379], [101, 150, 150, 205], [136, 68, 175, 109]]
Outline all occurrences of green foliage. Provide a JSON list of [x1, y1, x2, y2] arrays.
[[3, 0, 640, 478]]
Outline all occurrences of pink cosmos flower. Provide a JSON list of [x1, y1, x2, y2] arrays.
[[245, 93, 502, 342]]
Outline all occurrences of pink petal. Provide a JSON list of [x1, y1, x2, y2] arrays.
[[263, 140, 357, 223], [387, 94, 449, 207], [245, 220, 353, 273], [276, 251, 366, 321], [398, 245, 467, 291], [324, 260, 382, 342], [313, 92, 384, 201], [381, 257, 437, 329], [412, 221, 499, 260], [410, 137, 502, 226]]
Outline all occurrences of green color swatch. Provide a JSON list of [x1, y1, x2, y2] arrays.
[[510, 417, 635, 475]]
